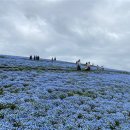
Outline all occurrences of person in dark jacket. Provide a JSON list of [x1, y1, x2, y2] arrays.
[[30, 55, 32, 60], [54, 57, 56, 61], [34, 55, 36, 60], [76, 59, 81, 71]]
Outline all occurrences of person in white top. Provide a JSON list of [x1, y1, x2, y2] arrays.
[[85, 62, 91, 71]]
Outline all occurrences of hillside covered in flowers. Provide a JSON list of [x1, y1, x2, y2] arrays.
[[0, 55, 130, 130]]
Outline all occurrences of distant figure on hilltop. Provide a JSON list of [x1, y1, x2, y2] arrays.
[[34, 55, 36, 60], [51, 57, 54, 62], [101, 66, 104, 70], [96, 65, 104, 71], [85, 62, 91, 71], [76, 59, 81, 71], [36, 56, 40, 60], [30, 55, 32, 60], [33, 55, 40, 61], [97, 65, 99, 70], [54, 57, 56, 61]]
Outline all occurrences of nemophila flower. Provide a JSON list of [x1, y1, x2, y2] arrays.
[[0, 56, 130, 129]]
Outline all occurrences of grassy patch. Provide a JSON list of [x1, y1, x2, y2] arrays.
[[0, 56, 5, 58], [24, 98, 35, 103], [0, 88, 4, 95], [67, 92, 74, 97], [0, 113, 4, 119], [47, 88, 53, 93], [3, 84, 12, 88], [0, 75, 8, 79], [23, 83, 29, 87], [59, 94, 66, 100], [10, 88, 20, 93], [13, 120, 22, 127], [77, 113, 84, 119], [115, 121, 120, 127], [67, 90, 97, 98], [0, 103, 17, 110]]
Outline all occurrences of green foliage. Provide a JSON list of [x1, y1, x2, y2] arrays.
[[0, 56, 5, 58], [96, 116, 101, 120], [67, 92, 74, 97], [24, 98, 35, 103], [67, 90, 96, 98], [59, 94, 66, 100], [110, 125, 115, 130], [13, 121, 22, 127], [3, 84, 12, 88], [47, 89, 53, 93], [0, 113, 4, 119], [0, 88, 4, 95], [77, 113, 84, 119], [0, 103, 17, 110], [10, 88, 20, 93], [8, 103, 17, 110], [23, 83, 29, 87], [115, 121, 120, 126]]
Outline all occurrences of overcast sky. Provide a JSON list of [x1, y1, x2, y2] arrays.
[[0, 0, 130, 71]]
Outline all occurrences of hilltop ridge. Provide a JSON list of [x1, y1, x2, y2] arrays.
[[0, 54, 129, 75]]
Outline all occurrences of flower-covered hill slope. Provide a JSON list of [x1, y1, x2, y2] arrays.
[[0, 55, 130, 130]]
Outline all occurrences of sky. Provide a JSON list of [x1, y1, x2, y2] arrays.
[[0, 0, 130, 71]]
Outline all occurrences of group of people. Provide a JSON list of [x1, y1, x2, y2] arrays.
[[76, 59, 91, 71], [29, 55, 57, 62], [29, 55, 40, 61], [76, 59, 104, 71], [51, 57, 56, 62], [96, 65, 104, 70], [29, 56, 104, 71]]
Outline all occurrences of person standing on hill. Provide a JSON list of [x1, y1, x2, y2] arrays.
[[54, 57, 56, 61], [52, 57, 54, 62], [34, 55, 36, 60], [85, 62, 91, 71], [76, 59, 81, 71], [37, 56, 40, 60], [30, 55, 32, 60]]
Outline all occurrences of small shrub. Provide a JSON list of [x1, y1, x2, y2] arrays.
[[76, 91, 83, 95], [66, 126, 73, 130], [13, 121, 22, 127], [59, 94, 66, 100], [45, 105, 50, 112], [128, 112, 130, 117], [10, 88, 20, 93], [48, 89, 53, 93], [96, 116, 101, 120], [77, 113, 84, 119], [0, 113, 4, 119], [33, 111, 47, 117], [115, 121, 120, 126], [1, 75, 8, 79], [110, 124, 115, 130], [23, 83, 29, 87], [24, 98, 35, 103], [0, 103, 17, 110], [51, 120, 58, 125], [67, 92, 74, 97], [0, 56, 5, 58], [3, 84, 12, 88], [8, 103, 17, 110], [0, 88, 4, 95], [0, 104, 5, 110]]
